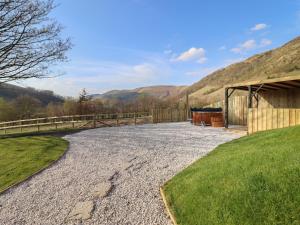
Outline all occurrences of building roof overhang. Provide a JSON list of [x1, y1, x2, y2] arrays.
[[225, 74, 300, 91]]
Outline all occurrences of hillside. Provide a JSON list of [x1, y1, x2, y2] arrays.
[[91, 85, 187, 102], [0, 83, 64, 105], [186, 36, 300, 105]]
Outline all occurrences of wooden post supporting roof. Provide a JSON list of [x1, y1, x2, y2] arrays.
[[248, 85, 252, 108], [224, 88, 229, 128], [224, 87, 236, 128]]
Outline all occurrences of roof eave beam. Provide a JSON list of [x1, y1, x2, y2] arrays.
[[277, 82, 300, 89], [261, 84, 282, 90], [270, 82, 297, 89]]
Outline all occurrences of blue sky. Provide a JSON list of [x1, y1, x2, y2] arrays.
[[22, 0, 300, 97]]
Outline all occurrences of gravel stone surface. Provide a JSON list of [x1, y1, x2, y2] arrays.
[[0, 122, 241, 225]]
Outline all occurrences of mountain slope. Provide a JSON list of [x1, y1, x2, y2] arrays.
[[0, 83, 64, 105], [186, 36, 300, 105], [91, 85, 187, 102]]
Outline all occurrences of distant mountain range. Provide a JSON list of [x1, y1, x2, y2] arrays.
[[90, 85, 187, 102], [0, 83, 64, 105]]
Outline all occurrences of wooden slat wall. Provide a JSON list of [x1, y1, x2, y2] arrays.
[[259, 89, 300, 108], [206, 96, 248, 126], [152, 108, 187, 123], [248, 108, 300, 134]]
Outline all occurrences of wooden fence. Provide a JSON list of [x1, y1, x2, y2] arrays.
[[248, 108, 300, 134], [152, 108, 187, 123], [0, 112, 151, 135], [205, 96, 248, 126], [0, 108, 189, 135]]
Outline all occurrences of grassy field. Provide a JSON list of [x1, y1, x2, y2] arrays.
[[0, 136, 68, 192], [163, 126, 300, 225]]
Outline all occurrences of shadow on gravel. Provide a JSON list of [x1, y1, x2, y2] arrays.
[[0, 128, 86, 139]]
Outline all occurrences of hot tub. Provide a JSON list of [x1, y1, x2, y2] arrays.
[[191, 108, 224, 127]]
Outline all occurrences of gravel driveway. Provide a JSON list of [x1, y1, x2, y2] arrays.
[[0, 122, 241, 225]]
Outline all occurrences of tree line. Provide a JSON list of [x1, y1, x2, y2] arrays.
[[0, 89, 185, 122]]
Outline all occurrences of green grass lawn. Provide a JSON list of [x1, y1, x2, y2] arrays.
[[163, 126, 300, 225], [0, 136, 68, 193]]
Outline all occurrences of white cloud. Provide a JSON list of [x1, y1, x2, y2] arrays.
[[132, 63, 160, 81], [260, 38, 272, 47], [219, 46, 227, 51], [164, 49, 172, 55], [230, 38, 272, 54], [197, 57, 207, 64], [231, 39, 256, 53], [174, 47, 207, 64], [230, 47, 242, 54], [251, 23, 267, 31], [241, 39, 256, 49]]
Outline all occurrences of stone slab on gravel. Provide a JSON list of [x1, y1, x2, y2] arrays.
[[68, 201, 94, 220], [0, 122, 241, 225], [92, 182, 112, 198]]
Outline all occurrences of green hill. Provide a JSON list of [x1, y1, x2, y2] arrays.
[[91, 85, 187, 102], [185, 36, 300, 105], [0, 83, 64, 105]]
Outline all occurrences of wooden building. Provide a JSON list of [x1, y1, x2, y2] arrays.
[[224, 75, 300, 134]]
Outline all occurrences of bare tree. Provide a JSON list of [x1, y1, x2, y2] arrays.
[[0, 0, 71, 83], [13, 95, 42, 119], [78, 88, 90, 103]]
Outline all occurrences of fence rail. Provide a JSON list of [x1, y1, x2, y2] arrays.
[[248, 108, 300, 134], [0, 112, 152, 135], [0, 109, 189, 135]]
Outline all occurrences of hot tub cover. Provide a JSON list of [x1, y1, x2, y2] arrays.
[[190, 107, 222, 112]]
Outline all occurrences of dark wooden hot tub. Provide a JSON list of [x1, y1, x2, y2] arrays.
[[191, 108, 224, 127]]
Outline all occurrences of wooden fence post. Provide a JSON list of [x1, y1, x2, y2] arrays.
[[93, 114, 96, 128], [186, 92, 189, 120], [152, 109, 155, 123]]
